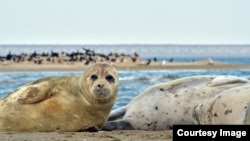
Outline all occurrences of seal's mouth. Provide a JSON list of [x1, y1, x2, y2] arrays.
[[93, 87, 111, 97]]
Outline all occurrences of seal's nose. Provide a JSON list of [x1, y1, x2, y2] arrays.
[[97, 84, 104, 88]]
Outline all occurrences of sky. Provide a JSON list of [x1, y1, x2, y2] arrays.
[[0, 0, 250, 44]]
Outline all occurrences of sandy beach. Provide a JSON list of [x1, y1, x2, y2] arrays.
[[1, 45, 250, 72], [1, 59, 250, 72], [0, 130, 172, 141]]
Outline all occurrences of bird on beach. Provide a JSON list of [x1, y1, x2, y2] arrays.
[[169, 58, 174, 62], [153, 57, 157, 62], [6, 51, 13, 61], [208, 57, 214, 65], [146, 59, 151, 65], [51, 50, 59, 58]]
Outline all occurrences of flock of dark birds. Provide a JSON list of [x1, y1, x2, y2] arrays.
[[0, 48, 143, 65]]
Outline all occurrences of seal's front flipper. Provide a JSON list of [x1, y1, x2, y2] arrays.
[[107, 106, 127, 121], [191, 102, 211, 125], [17, 84, 54, 104], [206, 75, 249, 87], [191, 105, 201, 124], [101, 120, 134, 131], [78, 125, 99, 132], [242, 102, 250, 124]]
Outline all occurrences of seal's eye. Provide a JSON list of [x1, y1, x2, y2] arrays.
[[106, 75, 115, 84], [91, 75, 98, 81]]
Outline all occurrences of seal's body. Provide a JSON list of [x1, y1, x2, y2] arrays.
[[102, 75, 249, 131], [192, 84, 250, 125], [0, 62, 119, 132]]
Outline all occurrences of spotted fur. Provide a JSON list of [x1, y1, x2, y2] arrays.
[[102, 75, 249, 131], [192, 84, 250, 124]]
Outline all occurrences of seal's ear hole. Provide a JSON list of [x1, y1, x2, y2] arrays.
[[106, 75, 115, 84], [91, 74, 98, 81]]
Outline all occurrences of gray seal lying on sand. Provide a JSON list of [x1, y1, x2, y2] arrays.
[[0, 62, 119, 132], [102, 75, 249, 131]]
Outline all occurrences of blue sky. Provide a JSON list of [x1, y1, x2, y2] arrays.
[[0, 0, 249, 44]]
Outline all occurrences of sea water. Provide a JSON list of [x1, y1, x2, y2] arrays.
[[1, 69, 250, 110]]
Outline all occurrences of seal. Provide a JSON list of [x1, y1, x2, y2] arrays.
[[192, 83, 250, 125], [0, 62, 119, 132], [102, 75, 249, 131]]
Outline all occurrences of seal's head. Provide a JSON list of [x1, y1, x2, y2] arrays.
[[80, 62, 119, 104]]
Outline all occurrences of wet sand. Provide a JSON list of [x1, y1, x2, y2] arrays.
[[0, 130, 172, 141]]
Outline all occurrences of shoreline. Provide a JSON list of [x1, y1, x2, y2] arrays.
[[1, 60, 250, 72]]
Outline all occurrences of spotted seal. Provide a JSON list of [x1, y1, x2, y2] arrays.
[[0, 62, 119, 132], [102, 75, 249, 130]]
